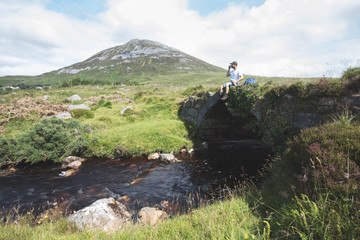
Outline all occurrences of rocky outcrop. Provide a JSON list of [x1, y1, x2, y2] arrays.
[[68, 197, 131, 232]]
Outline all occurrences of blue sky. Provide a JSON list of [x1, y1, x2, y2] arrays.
[[45, 0, 266, 19], [46, 0, 107, 20], [0, 0, 359, 77]]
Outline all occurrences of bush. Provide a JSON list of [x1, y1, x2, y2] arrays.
[[342, 66, 360, 93], [0, 118, 90, 165], [96, 99, 112, 109], [226, 85, 258, 120], [0, 137, 17, 165], [282, 122, 360, 192], [71, 109, 94, 119]]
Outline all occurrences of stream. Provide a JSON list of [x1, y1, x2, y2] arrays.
[[0, 140, 271, 216]]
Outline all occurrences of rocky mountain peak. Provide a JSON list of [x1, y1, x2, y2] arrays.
[[46, 39, 222, 78]]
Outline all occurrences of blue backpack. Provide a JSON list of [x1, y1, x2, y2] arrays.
[[243, 78, 257, 85]]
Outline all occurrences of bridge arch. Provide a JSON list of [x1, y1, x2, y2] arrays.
[[180, 91, 221, 127], [180, 91, 259, 141]]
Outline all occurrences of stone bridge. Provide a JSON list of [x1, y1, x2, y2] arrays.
[[180, 91, 221, 127], [180, 91, 257, 141], [180, 89, 360, 142]]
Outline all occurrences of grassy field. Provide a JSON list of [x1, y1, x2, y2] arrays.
[[0, 193, 264, 240]]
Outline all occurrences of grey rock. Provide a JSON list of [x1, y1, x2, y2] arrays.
[[159, 154, 179, 163], [68, 197, 131, 232], [43, 95, 50, 100], [84, 101, 95, 105], [68, 94, 82, 101], [68, 104, 91, 111], [56, 112, 72, 119]]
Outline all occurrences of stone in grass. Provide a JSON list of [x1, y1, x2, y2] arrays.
[[68, 104, 91, 111], [68, 197, 131, 232], [68, 94, 82, 101], [56, 112, 72, 119], [138, 207, 168, 226], [121, 106, 133, 115]]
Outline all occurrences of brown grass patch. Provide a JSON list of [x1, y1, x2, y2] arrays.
[[0, 97, 68, 126]]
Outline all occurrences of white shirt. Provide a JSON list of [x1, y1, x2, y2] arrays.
[[230, 68, 241, 81]]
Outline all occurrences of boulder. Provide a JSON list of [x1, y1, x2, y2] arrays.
[[138, 207, 168, 225], [62, 156, 86, 169], [148, 152, 160, 160], [68, 197, 131, 232], [68, 161, 82, 170], [43, 95, 50, 100], [159, 154, 180, 163], [68, 94, 82, 101], [68, 104, 91, 111]]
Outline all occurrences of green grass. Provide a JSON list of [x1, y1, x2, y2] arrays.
[[0, 196, 263, 240]]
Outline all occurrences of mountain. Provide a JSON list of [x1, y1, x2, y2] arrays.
[[0, 39, 224, 86], [37, 39, 224, 84]]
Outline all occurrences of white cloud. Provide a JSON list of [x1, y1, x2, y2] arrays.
[[0, 0, 359, 77]]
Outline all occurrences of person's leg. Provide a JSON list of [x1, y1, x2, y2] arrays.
[[220, 85, 223, 95], [225, 82, 230, 94]]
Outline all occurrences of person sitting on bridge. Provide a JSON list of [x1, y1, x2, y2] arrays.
[[219, 61, 243, 100]]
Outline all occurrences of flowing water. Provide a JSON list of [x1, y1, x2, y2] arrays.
[[0, 140, 271, 216]]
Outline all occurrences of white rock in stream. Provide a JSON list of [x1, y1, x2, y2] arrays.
[[159, 154, 181, 163], [68, 197, 131, 232]]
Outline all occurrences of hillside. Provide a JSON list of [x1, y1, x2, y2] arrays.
[[0, 39, 224, 86]]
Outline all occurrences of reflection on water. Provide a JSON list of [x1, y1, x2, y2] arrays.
[[0, 140, 271, 215]]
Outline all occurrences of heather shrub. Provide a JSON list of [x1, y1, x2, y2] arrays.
[[0, 118, 90, 165], [282, 121, 360, 192]]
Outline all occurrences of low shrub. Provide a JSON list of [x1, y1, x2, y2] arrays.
[[95, 99, 112, 108], [71, 109, 94, 119], [0, 118, 91, 165], [226, 84, 258, 120], [342, 66, 360, 93]]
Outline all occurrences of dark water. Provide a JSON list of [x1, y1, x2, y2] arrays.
[[0, 140, 271, 215]]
